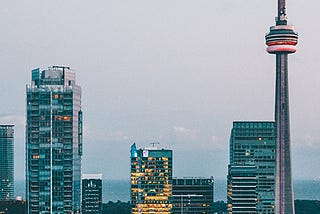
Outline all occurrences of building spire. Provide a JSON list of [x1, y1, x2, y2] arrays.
[[277, 0, 287, 25]]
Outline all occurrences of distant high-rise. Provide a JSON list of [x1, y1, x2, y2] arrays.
[[82, 174, 102, 214], [265, 0, 298, 213], [227, 121, 276, 213], [0, 125, 14, 201], [130, 143, 172, 213], [172, 177, 214, 214], [26, 66, 83, 213]]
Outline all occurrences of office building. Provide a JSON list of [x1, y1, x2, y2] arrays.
[[26, 66, 83, 213], [82, 174, 102, 214], [227, 164, 257, 214], [265, 0, 298, 213], [0, 125, 14, 201], [130, 143, 172, 213], [172, 177, 214, 214], [228, 121, 276, 213]]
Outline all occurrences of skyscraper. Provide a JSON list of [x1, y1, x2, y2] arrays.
[[82, 174, 102, 214], [228, 121, 276, 213], [172, 177, 214, 214], [130, 143, 172, 213], [26, 66, 83, 213], [0, 125, 14, 201], [265, 0, 298, 213]]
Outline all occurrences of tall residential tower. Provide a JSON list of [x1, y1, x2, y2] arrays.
[[0, 125, 14, 201], [26, 66, 83, 213], [265, 0, 298, 213]]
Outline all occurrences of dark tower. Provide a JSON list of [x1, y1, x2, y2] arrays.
[[0, 125, 14, 201], [265, 0, 298, 213]]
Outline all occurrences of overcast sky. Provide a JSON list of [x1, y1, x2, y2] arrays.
[[0, 0, 319, 181]]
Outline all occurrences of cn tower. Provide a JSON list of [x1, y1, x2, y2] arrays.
[[265, 0, 298, 213]]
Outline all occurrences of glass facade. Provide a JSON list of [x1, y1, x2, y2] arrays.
[[172, 177, 214, 214], [227, 121, 276, 214], [82, 174, 102, 214], [0, 125, 14, 201], [130, 143, 172, 213], [26, 66, 82, 213], [227, 165, 257, 214]]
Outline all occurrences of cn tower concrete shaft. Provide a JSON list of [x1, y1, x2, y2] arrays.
[[275, 54, 295, 214], [265, 0, 298, 213]]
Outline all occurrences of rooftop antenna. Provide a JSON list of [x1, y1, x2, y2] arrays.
[[277, 0, 287, 24], [150, 142, 159, 147]]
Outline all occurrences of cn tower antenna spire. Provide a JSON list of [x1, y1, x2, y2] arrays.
[[266, 0, 298, 213], [277, 0, 287, 24]]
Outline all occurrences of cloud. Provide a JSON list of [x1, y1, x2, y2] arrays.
[[83, 125, 129, 142], [174, 126, 199, 140], [211, 135, 218, 143], [172, 126, 226, 151], [107, 131, 130, 141]]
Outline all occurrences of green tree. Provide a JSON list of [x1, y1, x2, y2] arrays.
[[102, 201, 131, 214], [295, 200, 320, 214]]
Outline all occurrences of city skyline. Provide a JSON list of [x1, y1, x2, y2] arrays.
[[0, 0, 319, 181]]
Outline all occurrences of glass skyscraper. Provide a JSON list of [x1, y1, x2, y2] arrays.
[[26, 66, 82, 213], [227, 121, 276, 214], [130, 143, 172, 213], [0, 125, 14, 201]]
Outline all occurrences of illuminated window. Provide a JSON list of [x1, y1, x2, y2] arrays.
[[63, 116, 71, 121]]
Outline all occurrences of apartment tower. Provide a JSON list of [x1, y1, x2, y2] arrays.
[[26, 66, 83, 213]]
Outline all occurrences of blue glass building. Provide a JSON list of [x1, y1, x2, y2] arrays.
[[227, 121, 276, 214], [26, 66, 82, 213]]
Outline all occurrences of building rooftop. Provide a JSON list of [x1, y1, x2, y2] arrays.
[[82, 174, 103, 180]]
